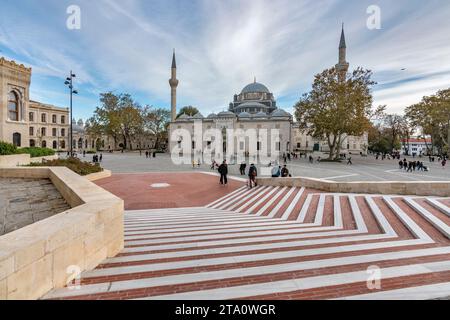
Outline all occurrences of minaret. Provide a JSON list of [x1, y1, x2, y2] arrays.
[[335, 23, 349, 82], [169, 49, 179, 122]]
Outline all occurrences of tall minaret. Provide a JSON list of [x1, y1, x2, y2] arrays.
[[169, 49, 179, 122], [335, 23, 349, 82]]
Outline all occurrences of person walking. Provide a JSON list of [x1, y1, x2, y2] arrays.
[[240, 162, 247, 176], [248, 164, 258, 188], [442, 159, 447, 169], [347, 157, 353, 165], [218, 160, 228, 185], [99, 153, 103, 163]]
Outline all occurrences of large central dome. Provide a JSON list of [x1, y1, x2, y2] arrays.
[[241, 82, 270, 94]]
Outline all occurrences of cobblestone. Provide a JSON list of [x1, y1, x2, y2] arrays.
[[0, 178, 71, 236]]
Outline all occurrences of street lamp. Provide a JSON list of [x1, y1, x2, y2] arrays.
[[64, 71, 78, 157]]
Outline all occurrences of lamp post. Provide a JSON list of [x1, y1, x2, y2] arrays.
[[65, 71, 78, 157]]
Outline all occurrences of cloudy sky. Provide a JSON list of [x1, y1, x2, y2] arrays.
[[1, 0, 450, 120]]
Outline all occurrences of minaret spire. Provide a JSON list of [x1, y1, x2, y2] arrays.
[[169, 49, 179, 122], [336, 23, 349, 82]]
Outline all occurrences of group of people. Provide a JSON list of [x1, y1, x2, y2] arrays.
[[144, 151, 156, 158], [398, 159, 429, 172], [271, 165, 291, 178], [218, 160, 258, 188], [92, 153, 102, 163]]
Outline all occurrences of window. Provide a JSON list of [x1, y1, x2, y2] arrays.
[[41, 128, 46, 137], [297, 143, 301, 148], [42, 140, 47, 148], [29, 127, 34, 136], [257, 141, 261, 151], [30, 139, 36, 147], [29, 112, 34, 122], [8, 92, 19, 121], [61, 115, 66, 124], [13, 132, 21, 147], [60, 140, 66, 149], [52, 128, 57, 137], [41, 113, 47, 123], [61, 128, 66, 137], [52, 115, 57, 123], [53, 141, 57, 149]]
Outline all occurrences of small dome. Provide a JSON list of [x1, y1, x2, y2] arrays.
[[241, 82, 270, 94], [238, 111, 252, 118], [207, 113, 217, 119], [177, 113, 192, 121], [72, 125, 85, 133], [192, 112, 204, 119], [271, 109, 291, 118], [218, 111, 236, 118], [254, 111, 268, 118]]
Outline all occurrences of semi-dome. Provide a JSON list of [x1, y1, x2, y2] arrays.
[[238, 101, 268, 108], [241, 82, 270, 94], [218, 111, 236, 118], [271, 109, 291, 118], [177, 113, 192, 120]]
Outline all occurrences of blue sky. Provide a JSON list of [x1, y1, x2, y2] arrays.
[[1, 0, 450, 121]]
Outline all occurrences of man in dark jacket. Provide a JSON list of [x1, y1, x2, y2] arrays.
[[248, 164, 257, 188], [218, 160, 228, 185], [281, 165, 289, 177]]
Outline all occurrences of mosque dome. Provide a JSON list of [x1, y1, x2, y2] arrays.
[[192, 112, 204, 119], [271, 109, 291, 118], [238, 111, 252, 118], [207, 113, 217, 119], [254, 111, 268, 118], [177, 113, 192, 121], [241, 82, 270, 94], [218, 111, 236, 118]]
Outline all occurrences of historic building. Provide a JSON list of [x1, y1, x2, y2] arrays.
[[168, 25, 368, 157]]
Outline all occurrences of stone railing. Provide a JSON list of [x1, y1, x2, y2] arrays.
[[0, 167, 124, 300], [256, 176, 450, 197], [0, 154, 59, 167]]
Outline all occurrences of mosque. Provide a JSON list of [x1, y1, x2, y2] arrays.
[[168, 25, 368, 157]]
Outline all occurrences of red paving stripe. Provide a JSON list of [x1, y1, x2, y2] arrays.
[[65, 253, 450, 300]]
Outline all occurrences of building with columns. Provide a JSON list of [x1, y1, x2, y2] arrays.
[[168, 25, 368, 158]]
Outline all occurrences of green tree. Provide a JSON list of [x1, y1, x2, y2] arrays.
[[294, 67, 378, 160], [144, 107, 171, 150], [176, 106, 199, 118]]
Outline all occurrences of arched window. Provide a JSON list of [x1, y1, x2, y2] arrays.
[[42, 140, 47, 148], [13, 132, 21, 147], [53, 141, 57, 149], [60, 140, 66, 149], [30, 139, 36, 147], [78, 138, 83, 149], [8, 92, 19, 121]]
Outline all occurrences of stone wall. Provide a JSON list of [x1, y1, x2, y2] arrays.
[[0, 167, 124, 300], [256, 176, 450, 197], [0, 154, 58, 167]]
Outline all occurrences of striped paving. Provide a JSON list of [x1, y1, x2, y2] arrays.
[[43, 186, 450, 300]]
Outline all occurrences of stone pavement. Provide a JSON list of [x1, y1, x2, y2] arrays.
[[44, 184, 450, 300], [94, 172, 243, 210], [0, 178, 70, 235], [92, 152, 450, 182]]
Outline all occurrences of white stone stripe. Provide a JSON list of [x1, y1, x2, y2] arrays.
[[45, 246, 450, 299], [214, 186, 261, 210], [297, 194, 313, 222], [349, 195, 368, 233], [233, 187, 273, 212], [333, 195, 343, 229], [136, 260, 450, 300], [126, 207, 211, 214], [314, 194, 326, 224], [255, 187, 288, 216], [124, 219, 326, 238], [404, 198, 450, 239], [281, 188, 305, 221], [266, 187, 297, 218], [124, 221, 367, 245], [383, 196, 433, 241], [206, 186, 247, 208], [124, 221, 347, 240], [122, 226, 370, 253], [243, 187, 280, 214], [337, 282, 450, 300], [90, 236, 424, 278], [365, 196, 397, 236], [426, 198, 450, 217]]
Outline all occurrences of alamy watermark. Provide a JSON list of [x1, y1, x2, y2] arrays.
[[367, 5, 382, 30], [66, 5, 81, 30]]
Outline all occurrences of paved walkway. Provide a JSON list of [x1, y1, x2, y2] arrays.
[[45, 185, 450, 300], [94, 172, 243, 210]]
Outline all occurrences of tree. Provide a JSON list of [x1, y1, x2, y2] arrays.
[[405, 88, 450, 155], [144, 107, 171, 150], [294, 67, 378, 160], [85, 117, 104, 150], [176, 106, 199, 118]]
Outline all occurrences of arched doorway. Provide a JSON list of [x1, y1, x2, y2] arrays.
[[13, 132, 21, 147]]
